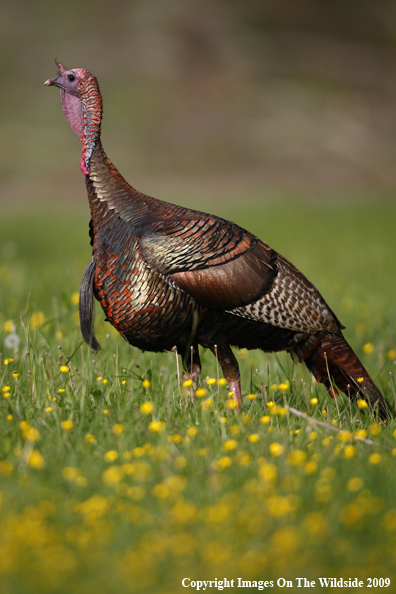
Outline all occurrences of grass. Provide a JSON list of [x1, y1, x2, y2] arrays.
[[0, 200, 396, 593]]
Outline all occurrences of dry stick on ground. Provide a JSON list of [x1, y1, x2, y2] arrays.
[[285, 405, 376, 446], [172, 346, 180, 390]]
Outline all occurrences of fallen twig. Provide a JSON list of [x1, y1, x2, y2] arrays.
[[285, 405, 375, 446]]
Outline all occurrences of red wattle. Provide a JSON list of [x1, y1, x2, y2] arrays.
[[80, 156, 89, 175]]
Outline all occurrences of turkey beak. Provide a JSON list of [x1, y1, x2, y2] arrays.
[[44, 76, 59, 87]]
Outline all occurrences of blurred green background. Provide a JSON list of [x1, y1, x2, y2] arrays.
[[3, 0, 396, 202], [0, 0, 395, 345]]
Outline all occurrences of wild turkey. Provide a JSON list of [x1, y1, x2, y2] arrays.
[[45, 64, 392, 420]]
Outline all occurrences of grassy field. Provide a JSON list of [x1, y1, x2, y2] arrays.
[[0, 200, 396, 593]]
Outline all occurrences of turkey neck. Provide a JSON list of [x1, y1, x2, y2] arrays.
[[86, 141, 157, 238]]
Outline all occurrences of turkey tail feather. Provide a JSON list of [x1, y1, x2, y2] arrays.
[[294, 334, 393, 420], [79, 258, 101, 351]]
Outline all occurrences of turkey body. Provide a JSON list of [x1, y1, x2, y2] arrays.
[[45, 65, 393, 419]]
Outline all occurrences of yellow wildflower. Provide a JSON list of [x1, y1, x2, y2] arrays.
[[85, 434, 96, 444], [44, 406, 53, 413], [29, 311, 45, 329], [186, 427, 198, 438], [310, 397, 318, 405], [218, 378, 227, 386], [140, 401, 154, 415], [4, 358, 13, 365], [322, 436, 333, 447], [260, 415, 270, 424], [368, 453, 382, 465], [62, 467, 80, 481], [148, 421, 166, 433], [27, 450, 45, 469], [24, 427, 40, 442], [0, 461, 13, 476], [338, 430, 352, 442], [270, 404, 287, 416], [223, 439, 238, 451], [71, 292, 79, 305], [246, 393, 257, 400], [229, 424, 240, 435], [356, 399, 368, 408], [269, 442, 284, 457], [259, 463, 277, 483], [133, 447, 145, 457], [340, 503, 363, 526], [4, 320, 16, 333], [102, 379, 108, 385], [368, 423, 381, 436], [174, 456, 187, 469], [304, 512, 328, 536], [61, 420, 74, 431], [167, 433, 183, 443], [288, 449, 307, 467], [236, 452, 252, 465], [344, 445, 357, 459], [362, 342, 374, 354], [321, 466, 336, 481], [104, 450, 119, 462], [305, 461, 318, 475], [227, 400, 238, 410], [183, 378, 193, 387], [213, 456, 232, 470], [387, 349, 396, 360], [152, 483, 170, 499], [7, 414, 13, 421], [142, 379, 151, 388], [242, 412, 252, 424], [347, 477, 363, 492], [102, 465, 124, 485], [201, 398, 213, 410], [59, 365, 68, 373], [103, 409, 110, 415], [12, 372, 19, 379], [58, 388, 65, 393], [170, 500, 197, 524], [206, 377, 216, 386], [278, 382, 289, 391], [309, 431, 318, 441], [122, 463, 135, 475], [355, 429, 368, 439], [112, 423, 125, 435], [195, 388, 207, 398], [248, 434, 259, 443]]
